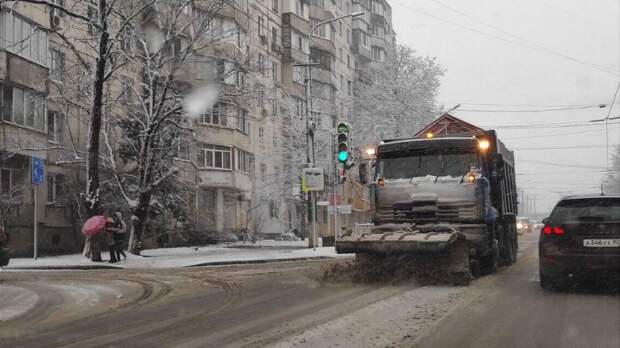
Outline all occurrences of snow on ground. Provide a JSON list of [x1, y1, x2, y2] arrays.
[[4, 241, 350, 270], [270, 286, 465, 348], [0, 285, 38, 321]]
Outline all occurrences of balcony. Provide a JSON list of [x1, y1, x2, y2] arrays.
[[197, 169, 252, 192]]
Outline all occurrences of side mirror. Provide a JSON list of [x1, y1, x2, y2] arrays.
[[542, 217, 550, 225]]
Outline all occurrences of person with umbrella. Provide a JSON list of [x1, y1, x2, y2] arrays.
[[105, 217, 118, 263], [82, 214, 108, 262]]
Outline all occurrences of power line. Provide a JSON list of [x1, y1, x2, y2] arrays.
[[393, 1, 619, 76], [457, 104, 607, 113], [517, 159, 608, 170], [513, 145, 608, 151], [502, 127, 610, 140], [478, 121, 620, 130], [440, 101, 620, 108]]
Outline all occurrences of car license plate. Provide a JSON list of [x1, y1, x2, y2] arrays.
[[583, 239, 620, 247]]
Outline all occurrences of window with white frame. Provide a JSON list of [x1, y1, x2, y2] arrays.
[[236, 148, 254, 174], [0, 168, 23, 197], [200, 102, 230, 127], [47, 111, 64, 143], [294, 0, 306, 18], [47, 173, 65, 203], [196, 144, 232, 169], [236, 108, 249, 133], [0, 11, 48, 66], [50, 48, 64, 81], [0, 83, 46, 131], [371, 46, 385, 61]]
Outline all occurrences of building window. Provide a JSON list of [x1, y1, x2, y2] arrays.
[[200, 102, 230, 127], [0, 168, 22, 197], [258, 127, 264, 143], [47, 173, 65, 203], [174, 138, 190, 160], [311, 18, 326, 38], [236, 148, 254, 174], [260, 163, 267, 179], [50, 48, 64, 81], [196, 144, 232, 170], [272, 0, 278, 12], [257, 90, 264, 108], [0, 11, 48, 66], [236, 108, 249, 133], [372, 46, 385, 61], [0, 83, 46, 131], [269, 200, 280, 219], [271, 99, 278, 117], [294, 0, 305, 18], [258, 53, 265, 74], [47, 111, 64, 143], [272, 61, 278, 82], [258, 16, 266, 38]]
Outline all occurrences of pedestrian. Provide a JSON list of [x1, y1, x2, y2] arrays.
[[105, 217, 118, 263], [112, 211, 127, 261]]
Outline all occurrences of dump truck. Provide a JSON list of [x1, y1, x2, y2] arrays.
[[337, 127, 518, 284]]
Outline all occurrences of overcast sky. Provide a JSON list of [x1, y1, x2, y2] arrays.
[[391, 0, 620, 213]]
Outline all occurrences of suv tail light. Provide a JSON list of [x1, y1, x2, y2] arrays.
[[543, 225, 565, 236]]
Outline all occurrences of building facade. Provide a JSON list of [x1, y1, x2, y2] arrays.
[[0, 0, 395, 255]]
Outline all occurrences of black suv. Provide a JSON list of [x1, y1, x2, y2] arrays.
[[539, 195, 620, 290]]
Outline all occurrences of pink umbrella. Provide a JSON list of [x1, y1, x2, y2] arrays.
[[82, 215, 107, 237]]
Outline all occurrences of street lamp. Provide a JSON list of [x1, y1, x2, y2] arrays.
[[299, 11, 364, 249]]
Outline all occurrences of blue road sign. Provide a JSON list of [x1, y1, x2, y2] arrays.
[[32, 157, 44, 185]]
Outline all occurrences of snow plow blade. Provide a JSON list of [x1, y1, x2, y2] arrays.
[[336, 224, 472, 285], [336, 224, 463, 255]]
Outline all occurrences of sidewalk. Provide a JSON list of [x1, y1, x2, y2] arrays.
[[3, 241, 351, 270]]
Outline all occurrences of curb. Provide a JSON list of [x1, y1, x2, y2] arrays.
[[185, 256, 334, 267], [4, 265, 123, 270]]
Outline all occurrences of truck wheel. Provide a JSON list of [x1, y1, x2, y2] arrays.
[[480, 242, 499, 275]]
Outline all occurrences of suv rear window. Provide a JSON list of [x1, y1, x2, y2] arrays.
[[550, 198, 620, 223]]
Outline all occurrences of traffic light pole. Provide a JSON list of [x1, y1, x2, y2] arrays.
[[332, 132, 338, 248]]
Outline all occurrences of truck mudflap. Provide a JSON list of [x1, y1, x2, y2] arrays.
[[336, 224, 464, 254]]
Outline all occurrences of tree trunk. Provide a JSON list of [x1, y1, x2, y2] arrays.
[[83, 7, 109, 218], [128, 191, 151, 255], [82, 1, 109, 260]]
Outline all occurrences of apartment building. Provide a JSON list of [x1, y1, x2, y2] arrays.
[[0, 0, 396, 255], [0, 2, 89, 255]]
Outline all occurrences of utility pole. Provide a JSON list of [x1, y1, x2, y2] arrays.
[[297, 11, 364, 249]]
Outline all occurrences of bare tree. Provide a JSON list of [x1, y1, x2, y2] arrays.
[[100, 0, 227, 254], [353, 45, 443, 144], [603, 145, 620, 195]]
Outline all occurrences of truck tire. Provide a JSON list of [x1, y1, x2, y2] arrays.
[[479, 240, 499, 274]]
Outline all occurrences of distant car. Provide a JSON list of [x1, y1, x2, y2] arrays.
[[516, 217, 532, 234], [539, 195, 620, 290]]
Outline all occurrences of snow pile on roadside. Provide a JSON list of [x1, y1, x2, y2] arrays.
[[6, 245, 351, 270]]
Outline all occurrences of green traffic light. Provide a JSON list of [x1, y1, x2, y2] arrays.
[[338, 151, 348, 162]]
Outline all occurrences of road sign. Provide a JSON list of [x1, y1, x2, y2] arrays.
[[32, 157, 44, 185], [338, 205, 352, 215], [302, 167, 324, 192], [317, 201, 329, 206]]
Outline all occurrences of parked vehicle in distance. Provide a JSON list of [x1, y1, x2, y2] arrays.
[[516, 217, 532, 234], [539, 195, 620, 290]]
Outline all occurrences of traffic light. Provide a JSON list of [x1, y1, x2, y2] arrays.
[[336, 122, 350, 163]]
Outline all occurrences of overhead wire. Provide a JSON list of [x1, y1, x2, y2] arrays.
[[393, 0, 619, 76]]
